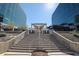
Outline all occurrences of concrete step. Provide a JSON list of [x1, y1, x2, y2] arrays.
[[15, 43, 55, 46], [46, 50, 75, 54], [16, 40, 52, 42], [10, 47, 70, 52], [3, 52, 31, 56], [14, 45, 56, 47], [17, 43, 54, 45], [12, 44, 66, 48], [7, 32, 75, 55], [8, 49, 32, 53], [12, 45, 58, 48], [10, 47, 58, 50], [8, 48, 73, 54], [4, 54, 30, 56], [11, 46, 67, 50], [48, 52, 72, 56], [8, 49, 61, 53]]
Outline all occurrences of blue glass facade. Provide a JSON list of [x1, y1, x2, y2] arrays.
[[0, 3, 26, 27], [52, 3, 79, 25]]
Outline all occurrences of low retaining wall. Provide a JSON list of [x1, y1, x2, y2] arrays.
[[0, 31, 26, 54], [52, 30, 79, 53]]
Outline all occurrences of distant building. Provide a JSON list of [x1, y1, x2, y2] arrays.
[[0, 3, 26, 27], [52, 3, 79, 25], [31, 23, 47, 30]]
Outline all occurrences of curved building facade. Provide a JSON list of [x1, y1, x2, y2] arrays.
[[0, 3, 26, 27], [52, 3, 79, 25]]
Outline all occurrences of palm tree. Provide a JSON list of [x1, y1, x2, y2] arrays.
[[8, 21, 15, 31], [8, 18, 16, 31]]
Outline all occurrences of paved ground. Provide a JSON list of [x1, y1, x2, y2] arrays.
[[57, 31, 79, 42], [0, 31, 21, 42], [0, 52, 31, 56], [5, 30, 76, 56]]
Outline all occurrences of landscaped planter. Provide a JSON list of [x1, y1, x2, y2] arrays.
[[0, 33, 6, 37], [73, 33, 79, 38], [3, 28, 12, 31]]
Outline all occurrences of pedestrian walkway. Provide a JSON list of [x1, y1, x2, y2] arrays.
[[3, 30, 75, 56]]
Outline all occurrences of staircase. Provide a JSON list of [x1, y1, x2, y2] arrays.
[[6, 31, 75, 55]]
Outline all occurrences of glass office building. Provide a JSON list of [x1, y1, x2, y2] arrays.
[[0, 3, 26, 27], [52, 3, 79, 25]]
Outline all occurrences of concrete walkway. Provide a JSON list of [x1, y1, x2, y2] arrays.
[[3, 31, 76, 56]]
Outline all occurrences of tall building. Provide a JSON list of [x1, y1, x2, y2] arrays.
[[0, 3, 26, 27], [52, 3, 79, 25]]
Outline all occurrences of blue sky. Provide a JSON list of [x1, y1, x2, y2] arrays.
[[20, 3, 58, 27]]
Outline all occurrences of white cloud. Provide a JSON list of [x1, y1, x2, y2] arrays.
[[44, 3, 59, 12]]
